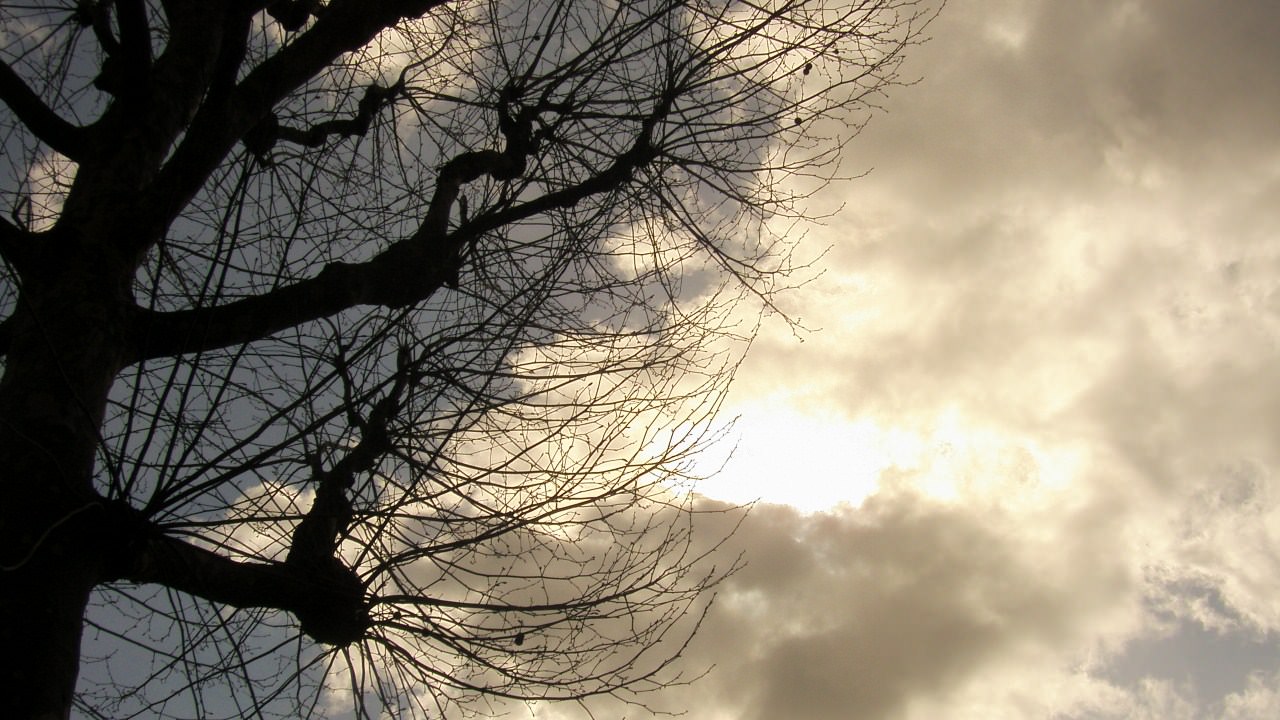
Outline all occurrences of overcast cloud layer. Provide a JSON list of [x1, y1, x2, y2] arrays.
[[618, 2, 1280, 719]]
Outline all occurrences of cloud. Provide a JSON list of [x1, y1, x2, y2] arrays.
[[661, 491, 1136, 720], [678, 0, 1280, 718], [1221, 671, 1280, 720]]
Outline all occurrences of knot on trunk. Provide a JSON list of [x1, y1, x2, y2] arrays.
[[290, 557, 369, 647]]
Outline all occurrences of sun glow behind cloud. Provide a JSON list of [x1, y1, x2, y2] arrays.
[[696, 402, 912, 511], [698, 388, 1091, 514]]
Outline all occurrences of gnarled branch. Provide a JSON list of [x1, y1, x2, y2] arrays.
[[129, 119, 659, 361], [244, 80, 405, 158]]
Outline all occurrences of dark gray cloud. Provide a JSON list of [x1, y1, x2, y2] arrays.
[[844, 0, 1280, 201], [726, 501, 1102, 718], [619, 491, 1132, 720]]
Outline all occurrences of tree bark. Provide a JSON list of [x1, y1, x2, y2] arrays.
[[0, 516, 101, 720], [0, 223, 134, 719], [0, 326, 119, 718], [1, 540, 98, 712]]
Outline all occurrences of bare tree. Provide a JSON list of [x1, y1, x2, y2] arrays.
[[0, 1, 934, 718]]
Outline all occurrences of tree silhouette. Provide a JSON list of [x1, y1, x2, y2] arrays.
[[0, 1, 933, 717]]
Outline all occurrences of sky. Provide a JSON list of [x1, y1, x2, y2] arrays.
[[9, 2, 1273, 718], [595, 1, 1280, 718]]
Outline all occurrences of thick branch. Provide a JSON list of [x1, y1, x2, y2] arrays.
[[131, 122, 657, 362], [127, 258, 423, 361], [0, 60, 87, 159], [205, 6, 253, 106], [78, 0, 119, 55], [89, 0, 153, 98], [124, 534, 303, 612], [115, 0, 153, 98], [110, 505, 368, 646]]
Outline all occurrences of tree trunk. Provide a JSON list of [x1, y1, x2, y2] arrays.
[[0, 532, 99, 720], [0, 407, 108, 720], [0, 260, 128, 719]]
